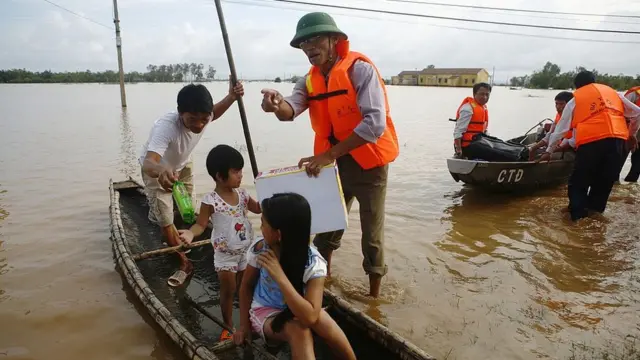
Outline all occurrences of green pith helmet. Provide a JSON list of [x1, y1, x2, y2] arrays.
[[290, 12, 348, 48]]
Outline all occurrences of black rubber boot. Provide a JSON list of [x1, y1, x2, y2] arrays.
[[624, 171, 639, 182], [624, 151, 640, 182]]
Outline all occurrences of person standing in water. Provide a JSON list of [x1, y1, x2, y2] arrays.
[[620, 86, 640, 182], [259, 12, 399, 298], [541, 71, 640, 221], [139, 81, 244, 287]]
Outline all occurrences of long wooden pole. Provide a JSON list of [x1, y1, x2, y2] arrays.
[[213, 0, 259, 179], [132, 239, 211, 261], [112, 0, 127, 107]]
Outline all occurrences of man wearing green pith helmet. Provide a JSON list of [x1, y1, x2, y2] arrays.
[[261, 12, 400, 297]]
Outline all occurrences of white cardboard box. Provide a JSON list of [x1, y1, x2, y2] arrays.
[[254, 163, 348, 235]]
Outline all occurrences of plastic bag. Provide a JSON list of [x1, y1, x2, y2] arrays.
[[463, 133, 529, 162]]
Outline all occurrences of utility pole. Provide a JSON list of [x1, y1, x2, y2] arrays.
[[113, 0, 127, 107], [491, 66, 495, 87]]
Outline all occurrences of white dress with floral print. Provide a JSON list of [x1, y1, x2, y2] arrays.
[[201, 188, 254, 272]]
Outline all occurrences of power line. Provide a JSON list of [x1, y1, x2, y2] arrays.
[[386, 0, 639, 25], [267, 0, 640, 35], [223, 0, 636, 27], [220, 0, 640, 44], [40, 0, 113, 30], [387, 0, 640, 20]]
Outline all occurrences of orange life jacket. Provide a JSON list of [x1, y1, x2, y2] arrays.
[[306, 41, 399, 170], [554, 113, 573, 140], [625, 86, 640, 106], [455, 97, 488, 147], [572, 83, 628, 148]]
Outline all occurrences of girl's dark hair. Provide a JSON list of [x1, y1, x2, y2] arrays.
[[206, 145, 244, 181], [261, 192, 312, 333]]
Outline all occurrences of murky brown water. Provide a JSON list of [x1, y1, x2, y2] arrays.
[[0, 83, 638, 360]]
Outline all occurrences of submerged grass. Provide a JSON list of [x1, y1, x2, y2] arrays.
[[568, 337, 640, 360]]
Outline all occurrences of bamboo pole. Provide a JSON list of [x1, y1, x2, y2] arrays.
[[209, 340, 236, 353], [212, 0, 259, 179], [184, 294, 279, 360], [132, 239, 211, 261]]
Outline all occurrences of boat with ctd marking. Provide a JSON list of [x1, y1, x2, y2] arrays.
[[447, 120, 576, 192]]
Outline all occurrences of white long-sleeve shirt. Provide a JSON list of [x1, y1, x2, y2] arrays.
[[546, 92, 640, 153], [542, 117, 577, 149], [627, 91, 638, 105], [453, 103, 473, 140], [284, 60, 386, 143], [626, 91, 640, 138]]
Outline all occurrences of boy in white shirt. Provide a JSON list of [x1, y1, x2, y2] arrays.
[[139, 80, 244, 287]]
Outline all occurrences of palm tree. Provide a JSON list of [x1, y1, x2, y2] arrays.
[[182, 63, 189, 82], [189, 63, 197, 82]]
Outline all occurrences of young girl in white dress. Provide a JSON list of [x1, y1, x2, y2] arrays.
[[179, 144, 261, 341]]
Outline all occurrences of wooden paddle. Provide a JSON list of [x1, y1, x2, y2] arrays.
[[184, 294, 279, 360], [132, 239, 211, 261]]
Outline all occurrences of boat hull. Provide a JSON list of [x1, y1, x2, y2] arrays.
[[447, 156, 574, 191], [448, 133, 575, 192], [109, 178, 434, 360]]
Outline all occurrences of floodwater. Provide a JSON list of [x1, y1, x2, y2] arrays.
[[0, 82, 638, 360]]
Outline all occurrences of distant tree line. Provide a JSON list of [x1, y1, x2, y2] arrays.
[[0, 63, 218, 83], [273, 75, 302, 83], [510, 62, 640, 91]]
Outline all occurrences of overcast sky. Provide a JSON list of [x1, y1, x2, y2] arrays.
[[2, 0, 640, 82]]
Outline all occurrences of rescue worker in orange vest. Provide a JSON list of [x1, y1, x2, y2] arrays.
[[528, 91, 575, 160], [620, 86, 640, 182], [541, 71, 640, 221], [453, 83, 491, 157], [260, 12, 399, 298]]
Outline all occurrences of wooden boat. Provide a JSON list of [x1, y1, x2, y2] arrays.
[[447, 124, 575, 192], [109, 178, 434, 360]]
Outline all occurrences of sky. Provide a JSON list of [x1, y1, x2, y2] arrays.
[[1, 0, 640, 82]]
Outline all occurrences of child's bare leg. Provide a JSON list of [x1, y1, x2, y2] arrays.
[[310, 310, 356, 360], [217, 270, 237, 329], [263, 318, 315, 360], [236, 270, 244, 292]]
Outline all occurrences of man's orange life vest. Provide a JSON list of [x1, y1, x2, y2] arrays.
[[455, 97, 488, 147], [306, 41, 399, 170], [572, 83, 628, 148], [624, 86, 640, 106], [554, 113, 573, 140]]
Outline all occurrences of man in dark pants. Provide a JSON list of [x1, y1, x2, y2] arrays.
[[620, 86, 640, 182], [622, 145, 640, 182], [259, 12, 399, 297], [569, 139, 627, 218], [540, 71, 640, 221]]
